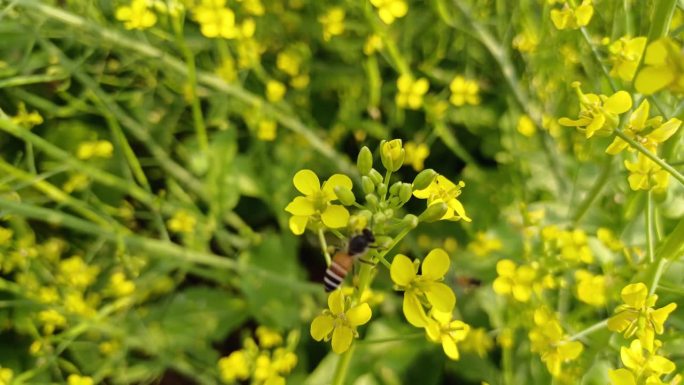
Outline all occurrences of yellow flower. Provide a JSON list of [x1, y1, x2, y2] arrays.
[[256, 326, 283, 348], [11, 102, 43, 128], [380, 138, 405, 171], [597, 227, 624, 251], [284, 170, 352, 235], [257, 120, 277, 141], [391, 248, 456, 327], [605, 100, 681, 155], [635, 38, 684, 95], [609, 36, 647, 82], [76, 140, 114, 160], [550, 0, 593, 30], [517, 115, 536, 137], [467, 232, 502, 257], [266, 80, 286, 102], [528, 308, 584, 377], [574, 270, 606, 306], [58, 256, 100, 289], [608, 340, 676, 385], [556, 228, 593, 264], [38, 308, 67, 334], [107, 272, 135, 297], [425, 310, 470, 360], [558, 82, 632, 138], [624, 153, 670, 193], [363, 34, 383, 55], [492, 259, 536, 302], [193, 0, 239, 39], [607, 282, 677, 352], [512, 29, 539, 53], [271, 348, 297, 375], [116, 0, 157, 30], [370, 0, 408, 25], [403, 142, 429, 171], [395, 75, 429, 110], [239, 0, 264, 16], [67, 374, 94, 385], [310, 290, 372, 353], [460, 327, 494, 358], [319, 7, 345, 41], [276, 50, 301, 77], [167, 210, 197, 234], [218, 350, 250, 382], [413, 175, 471, 222], [0, 367, 12, 385], [449, 76, 480, 106]]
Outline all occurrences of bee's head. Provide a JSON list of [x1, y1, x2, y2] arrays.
[[361, 228, 375, 244], [348, 228, 375, 255]]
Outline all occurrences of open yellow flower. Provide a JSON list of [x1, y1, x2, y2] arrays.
[[607, 283, 677, 352], [558, 83, 632, 138], [550, 0, 593, 30], [404, 142, 430, 171], [529, 308, 584, 377], [635, 38, 684, 95], [395, 75, 429, 110], [192, 0, 240, 39], [319, 7, 345, 41], [606, 100, 681, 155], [608, 340, 676, 385], [425, 310, 470, 360], [284, 170, 352, 235], [413, 175, 471, 222], [370, 0, 408, 25], [310, 290, 372, 354], [608, 36, 647, 82], [391, 248, 456, 327], [492, 259, 536, 302], [115, 0, 157, 30], [449, 76, 480, 106], [624, 153, 670, 193]]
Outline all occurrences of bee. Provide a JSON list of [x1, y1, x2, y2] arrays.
[[324, 229, 375, 292]]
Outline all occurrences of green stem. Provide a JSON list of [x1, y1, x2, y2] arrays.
[[567, 319, 608, 342], [578, 27, 618, 92], [649, 257, 668, 296], [647, 0, 677, 41], [614, 130, 684, 186], [646, 190, 655, 263], [572, 157, 613, 224], [318, 228, 332, 267], [331, 342, 356, 385]]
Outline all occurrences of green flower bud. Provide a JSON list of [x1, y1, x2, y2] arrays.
[[388, 196, 401, 208], [398, 183, 412, 203], [369, 169, 383, 185], [418, 202, 448, 222], [412, 169, 437, 191], [377, 183, 387, 198], [380, 139, 404, 172], [402, 214, 419, 228], [357, 146, 373, 175], [389, 181, 402, 196], [361, 176, 375, 194], [334, 186, 356, 206], [373, 211, 387, 224], [365, 194, 378, 209]]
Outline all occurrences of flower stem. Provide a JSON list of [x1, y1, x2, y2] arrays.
[[647, 0, 677, 41], [331, 342, 356, 385], [318, 228, 333, 267], [646, 190, 655, 264], [572, 156, 613, 225], [567, 319, 608, 342], [614, 130, 684, 186]]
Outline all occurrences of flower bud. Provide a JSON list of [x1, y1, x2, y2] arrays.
[[398, 183, 412, 203], [380, 139, 404, 172], [369, 169, 383, 185], [357, 146, 373, 175], [418, 202, 448, 222], [383, 208, 394, 218], [389, 181, 402, 196], [361, 176, 375, 194], [365, 194, 378, 209], [413, 169, 437, 191], [373, 211, 387, 224], [377, 183, 387, 198], [334, 186, 356, 206], [402, 214, 419, 228]]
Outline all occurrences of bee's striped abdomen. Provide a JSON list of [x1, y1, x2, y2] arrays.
[[324, 253, 354, 292]]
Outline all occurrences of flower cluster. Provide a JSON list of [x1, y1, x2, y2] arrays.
[[218, 327, 298, 385], [559, 82, 632, 138], [550, 0, 594, 30], [529, 308, 584, 377]]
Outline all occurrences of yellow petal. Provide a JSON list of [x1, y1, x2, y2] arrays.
[[288, 216, 308, 235], [605, 137, 628, 155], [643, 39, 669, 66], [608, 368, 636, 385], [620, 340, 643, 370], [322, 174, 353, 199], [558, 117, 591, 127], [422, 248, 450, 280], [496, 259, 516, 276], [424, 318, 441, 342], [492, 277, 512, 295], [389, 0, 408, 18], [651, 302, 677, 332], [604, 91, 632, 114], [425, 282, 456, 312], [293, 169, 321, 195], [447, 199, 471, 221], [558, 341, 583, 359], [621, 283, 648, 307], [574, 3, 593, 26], [331, 326, 354, 353], [630, 100, 650, 130], [635, 66, 675, 95], [648, 118, 681, 143], [328, 289, 345, 314], [512, 284, 532, 302], [310, 314, 335, 341], [321, 205, 350, 228], [346, 303, 372, 327], [647, 355, 676, 374], [391, 254, 416, 286], [441, 335, 460, 360], [403, 291, 428, 327], [413, 78, 429, 94], [284, 197, 315, 216], [585, 113, 606, 138]]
